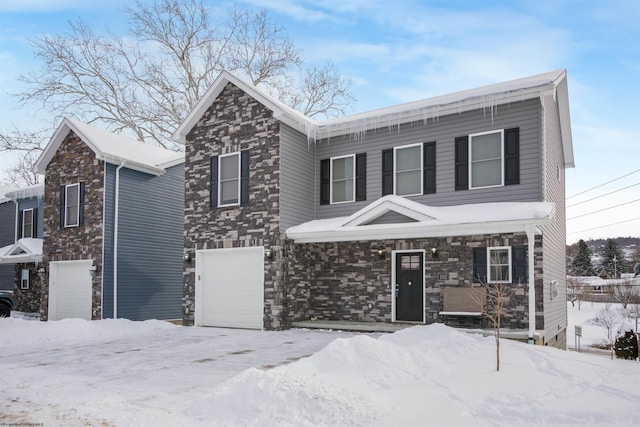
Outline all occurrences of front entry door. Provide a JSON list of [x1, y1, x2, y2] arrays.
[[395, 252, 424, 322]]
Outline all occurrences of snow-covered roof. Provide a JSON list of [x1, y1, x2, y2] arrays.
[[34, 118, 185, 176], [173, 70, 573, 167], [4, 183, 44, 201], [0, 238, 43, 264], [0, 185, 18, 204], [286, 195, 555, 243]]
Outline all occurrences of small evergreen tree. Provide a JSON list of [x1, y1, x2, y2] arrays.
[[571, 239, 595, 276], [597, 239, 628, 279], [614, 330, 639, 360]]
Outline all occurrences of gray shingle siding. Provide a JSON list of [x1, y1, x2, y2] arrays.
[[280, 124, 315, 230], [314, 98, 542, 219], [103, 163, 184, 320]]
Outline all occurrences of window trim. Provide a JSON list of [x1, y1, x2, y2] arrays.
[[22, 208, 34, 238], [218, 152, 241, 207], [469, 129, 504, 190], [393, 143, 423, 196], [330, 154, 356, 204], [64, 183, 80, 228], [487, 246, 512, 283]]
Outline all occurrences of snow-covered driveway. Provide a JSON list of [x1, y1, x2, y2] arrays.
[[1, 318, 362, 426]]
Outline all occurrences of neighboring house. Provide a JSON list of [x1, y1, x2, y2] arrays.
[[0, 184, 45, 312], [33, 118, 184, 321], [174, 70, 573, 348]]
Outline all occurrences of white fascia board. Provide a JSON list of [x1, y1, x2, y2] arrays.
[[287, 219, 548, 243], [556, 75, 574, 168], [98, 155, 165, 176]]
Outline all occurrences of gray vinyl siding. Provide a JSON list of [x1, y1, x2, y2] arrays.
[[0, 201, 16, 290], [102, 163, 116, 318], [314, 98, 543, 219], [540, 93, 568, 343], [102, 163, 184, 321], [17, 197, 44, 238], [280, 124, 316, 229]]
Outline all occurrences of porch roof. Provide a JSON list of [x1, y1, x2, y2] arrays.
[[0, 238, 43, 264], [286, 195, 555, 243]]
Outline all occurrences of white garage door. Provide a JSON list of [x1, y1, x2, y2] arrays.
[[195, 247, 264, 329], [48, 260, 93, 321]]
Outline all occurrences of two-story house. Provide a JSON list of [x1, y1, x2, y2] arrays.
[[0, 184, 45, 313], [33, 118, 185, 322], [174, 70, 573, 347]]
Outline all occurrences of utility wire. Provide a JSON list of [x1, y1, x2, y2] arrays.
[[568, 217, 640, 235], [567, 198, 640, 220], [567, 182, 640, 208], [566, 168, 640, 200]]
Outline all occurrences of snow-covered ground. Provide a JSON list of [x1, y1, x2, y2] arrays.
[[1, 307, 639, 426]]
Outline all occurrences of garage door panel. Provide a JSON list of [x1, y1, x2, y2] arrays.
[[49, 260, 92, 321], [196, 247, 264, 329]]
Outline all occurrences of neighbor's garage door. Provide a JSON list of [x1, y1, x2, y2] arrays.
[[195, 247, 264, 329], [48, 260, 93, 321]]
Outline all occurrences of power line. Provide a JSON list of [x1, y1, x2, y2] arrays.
[[567, 198, 640, 220], [567, 182, 640, 208], [566, 168, 640, 200], [568, 217, 640, 235]]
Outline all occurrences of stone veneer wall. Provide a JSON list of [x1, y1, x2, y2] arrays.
[[285, 233, 544, 331], [13, 263, 43, 313], [183, 82, 284, 329], [41, 131, 104, 320]]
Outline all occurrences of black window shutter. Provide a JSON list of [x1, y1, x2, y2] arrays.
[[504, 127, 520, 186], [512, 245, 528, 283], [240, 149, 250, 207], [455, 136, 469, 191], [210, 155, 219, 209], [472, 247, 487, 283], [382, 149, 394, 196], [17, 210, 23, 239], [78, 182, 85, 226], [32, 207, 38, 237], [320, 159, 330, 205], [423, 141, 436, 194], [355, 153, 367, 201], [59, 185, 66, 229]]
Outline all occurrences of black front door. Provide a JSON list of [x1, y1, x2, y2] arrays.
[[395, 252, 424, 321]]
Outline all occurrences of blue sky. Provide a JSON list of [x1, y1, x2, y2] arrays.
[[1, 0, 639, 244]]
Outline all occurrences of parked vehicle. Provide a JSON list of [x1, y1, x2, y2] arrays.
[[0, 290, 18, 317]]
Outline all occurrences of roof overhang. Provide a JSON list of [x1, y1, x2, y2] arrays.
[[0, 238, 43, 264], [286, 196, 555, 243]]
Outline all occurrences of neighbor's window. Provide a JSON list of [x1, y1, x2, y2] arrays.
[[21, 269, 29, 290], [488, 246, 511, 283], [219, 152, 240, 206], [395, 143, 422, 196], [470, 130, 503, 189], [331, 154, 355, 203], [65, 183, 80, 227], [22, 209, 34, 238]]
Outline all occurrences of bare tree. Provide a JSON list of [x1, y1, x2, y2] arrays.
[[0, 128, 46, 186], [620, 303, 640, 333], [567, 277, 591, 310], [592, 304, 619, 358], [472, 280, 513, 372], [16, 0, 355, 151], [613, 279, 640, 309]]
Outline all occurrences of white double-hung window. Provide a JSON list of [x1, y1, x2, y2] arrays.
[[487, 246, 511, 283], [22, 209, 34, 238], [394, 143, 422, 196], [470, 130, 504, 189], [219, 152, 240, 206], [331, 154, 355, 204], [65, 183, 80, 227]]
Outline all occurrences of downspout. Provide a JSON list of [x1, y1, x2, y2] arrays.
[[526, 225, 536, 344], [113, 162, 125, 319]]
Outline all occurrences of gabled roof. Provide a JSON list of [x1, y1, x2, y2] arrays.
[[286, 195, 555, 243], [0, 238, 43, 264], [34, 118, 185, 176], [173, 70, 573, 167]]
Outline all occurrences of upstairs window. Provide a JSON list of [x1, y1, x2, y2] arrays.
[[331, 155, 355, 204], [394, 143, 423, 196], [470, 130, 503, 189], [219, 152, 240, 206], [20, 208, 35, 238], [65, 183, 80, 227]]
